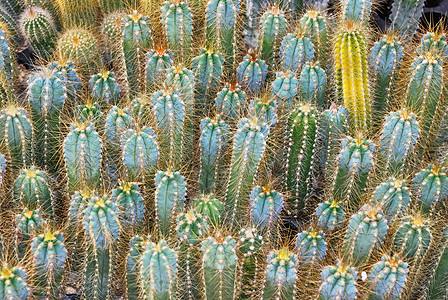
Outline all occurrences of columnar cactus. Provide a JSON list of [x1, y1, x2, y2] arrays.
[[300, 10, 327, 66], [151, 88, 184, 168], [83, 196, 120, 300], [121, 126, 159, 181], [343, 204, 388, 265], [369, 34, 404, 127], [261, 248, 299, 300], [145, 46, 173, 89], [319, 261, 357, 300], [249, 185, 283, 229], [63, 122, 102, 191], [16, 208, 45, 259], [165, 65, 195, 108], [368, 254, 408, 299], [75, 102, 103, 128], [315, 198, 345, 230], [161, 0, 193, 57], [427, 226, 448, 299], [259, 6, 288, 64], [48, 60, 81, 98], [141, 240, 178, 299], [122, 11, 152, 95], [373, 178, 411, 221], [199, 116, 229, 193], [31, 230, 67, 299], [413, 164, 448, 214], [201, 233, 237, 300], [89, 71, 120, 106], [334, 22, 370, 131], [19, 6, 58, 60], [193, 194, 223, 227], [155, 169, 186, 235], [226, 118, 267, 223], [13, 166, 52, 218], [341, 0, 371, 22], [379, 109, 419, 173], [28, 67, 66, 171], [333, 134, 375, 209], [238, 227, 263, 299], [271, 70, 299, 105], [111, 182, 145, 228], [299, 62, 327, 109], [0, 265, 28, 300], [393, 214, 431, 261], [0, 29, 13, 82], [417, 32, 448, 57], [126, 236, 145, 300], [214, 82, 247, 121], [285, 103, 317, 215], [248, 96, 277, 133], [236, 53, 268, 95], [280, 30, 314, 72], [0, 106, 33, 168], [295, 227, 326, 263], [390, 0, 425, 36]]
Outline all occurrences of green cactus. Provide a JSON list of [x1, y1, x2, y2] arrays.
[[145, 46, 173, 89], [390, 0, 425, 36], [368, 254, 408, 300], [238, 227, 263, 299], [299, 62, 327, 109], [393, 213, 431, 261], [300, 10, 327, 66], [15, 208, 45, 260], [319, 261, 357, 300], [54, 0, 99, 29], [193, 194, 223, 227], [111, 182, 145, 228], [280, 30, 314, 72], [214, 82, 247, 121], [412, 164, 448, 214], [315, 198, 345, 231], [427, 226, 448, 299], [0, 265, 28, 300], [259, 6, 288, 64], [249, 185, 283, 229], [236, 53, 268, 95], [373, 178, 411, 221], [161, 0, 193, 57], [271, 70, 299, 105], [126, 235, 145, 300], [75, 102, 103, 129], [48, 60, 81, 99], [341, 0, 371, 22], [89, 71, 121, 106], [296, 227, 326, 263]]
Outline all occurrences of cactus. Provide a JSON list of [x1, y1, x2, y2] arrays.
[[259, 6, 288, 64], [300, 10, 327, 66], [161, 0, 193, 57], [151, 88, 184, 169], [13, 166, 53, 218], [226, 118, 267, 223], [111, 182, 145, 228], [48, 60, 81, 99], [280, 30, 314, 72], [373, 178, 411, 221], [393, 214, 431, 261], [334, 22, 370, 131], [75, 102, 103, 128], [16, 208, 45, 259], [0, 29, 13, 82], [122, 11, 152, 95], [205, 0, 239, 69], [341, 0, 371, 22], [99, 0, 127, 14], [0, 265, 28, 300], [53, 0, 99, 29], [126, 235, 145, 300], [30, 230, 67, 299], [285, 103, 317, 216], [379, 109, 419, 173], [155, 169, 186, 235], [63, 122, 102, 191], [165, 65, 195, 107], [28, 67, 66, 171], [315, 198, 345, 231], [201, 233, 237, 300], [271, 70, 299, 105], [333, 134, 375, 209], [417, 32, 448, 57], [199, 116, 229, 194], [249, 185, 283, 229], [141, 240, 178, 299], [390, 0, 425, 36], [214, 82, 246, 121], [19, 7, 58, 60], [248, 96, 277, 133], [145, 46, 173, 89], [89, 71, 120, 106], [295, 227, 326, 263], [427, 226, 448, 299], [319, 261, 357, 300], [412, 164, 448, 214], [102, 12, 125, 53], [236, 53, 268, 95], [57, 28, 101, 76], [261, 248, 299, 300], [193, 194, 223, 227], [83, 196, 120, 300], [0, 4, 22, 46], [299, 62, 327, 109], [238, 227, 263, 299], [121, 126, 159, 181], [0, 152, 6, 187], [369, 35, 404, 127], [368, 254, 408, 300], [343, 204, 388, 265], [0, 106, 33, 168]]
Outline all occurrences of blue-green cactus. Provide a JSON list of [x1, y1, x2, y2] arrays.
[[299, 62, 327, 109], [259, 7, 288, 64], [319, 261, 357, 300], [145, 46, 173, 89], [393, 214, 431, 261], [262, 248, 299, 300], [249, 185, 283, 229], [368, 254, 408, 300], [0, 265, 28, 300], [417, 32, 448, 57], [373, 178, 411, 221], [155, 169, 186, 235], [248, 96, 277, 133], [427, 226, 448, 299], [236, 53, 268, 95], [280, 31, 314, 72], [199, 116, 229, 194], [15, 208, 45, 259], [48, 60, 81, 99], [193, 194, 223, 227], [343, 204, 388, 266], [141, 240, 178, 299], [126, 235, 144, 300], [64, 122, 102, 191], [201, 233, 237, 299], [89, 71, 120, 106], [341, 0, 371, 22], [390, 0, 425, 36], [0, 152, 6, 187], [413, 164, 448, 214], [300, 10, 327, 65], [315, 198, 345, 231], [214, 82, 247, 121], [0, 29, 13, 82], [296, 227, 326, 263], [111, 182, 145, 227], [161, 0, 193, 57], [31, 230, 67, 299], [238, 227, 263, 299], [271, 71, 299, 105], [74, 102, 103, 129]]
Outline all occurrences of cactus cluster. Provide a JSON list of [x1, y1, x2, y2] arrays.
[[0, 0, 447, 299]]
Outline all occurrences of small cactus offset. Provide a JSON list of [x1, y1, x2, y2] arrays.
[[15, 208, 45, 259]]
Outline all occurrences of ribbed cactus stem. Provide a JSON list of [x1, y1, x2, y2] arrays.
[[238, 227, 263, 299], [413, 164, 448, 214], [315, 198, 345, 230], [390, 0, 425, 36], [295, 227, 326, 263], [393, 213, 431, 261], [145, 46, 173, 89], [16, 208, 45, 260], [341, 0, 371, 22], [299, 62, 327, 109], [249, 185, 283, 229], [259, 6, 288, 64], [319, 261, 357, 300], [214, 82, 247, 121], [193, 194, 223, 227], [89, 71, 120, 106], [368, 254, 408, 299], [126, 236, 144, 300], [300, 10, 327, 66], [112, 182, 145, 228], [280, 29, 314, 72], [236, 52, 268, 95], [373, 178, 411, 222], [0, 265, 28, 300]]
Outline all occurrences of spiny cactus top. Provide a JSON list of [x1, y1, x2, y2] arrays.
[[250, 185, 283, 228], [31, 230, 67, 274], [193, 194, 223, 227], [368, 254, 408, 299], [0, 265, 28, 300], [296, 227, 326, 263], [176, 208, 209, 246], [319, 261, 357, 300], [413, 164, 448, 213]]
